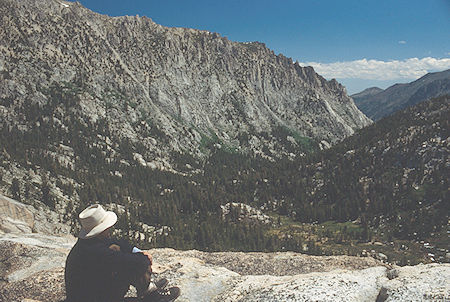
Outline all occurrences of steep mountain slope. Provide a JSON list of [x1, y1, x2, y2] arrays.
[[352, 69, 450, 120], [248, 95, 449, 262], [0, 0, 370, 171]]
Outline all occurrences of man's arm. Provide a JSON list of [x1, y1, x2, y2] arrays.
[[111, 239, 152, 264], [108, 240, 153, 267], [111, 239, 135, 253], [86, 241, 151, 276]]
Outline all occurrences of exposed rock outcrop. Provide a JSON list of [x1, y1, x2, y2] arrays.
[[1, 198, 449, 302], [220, 202, 273, 225], [1, 233, 449, 302], [0, 234, 72, 302], [0, 194, 70, 235]]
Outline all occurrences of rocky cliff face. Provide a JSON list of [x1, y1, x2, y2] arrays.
[[352, 70, 450, 120], [1, 197, 449, 302], [0, 194, 69, 235], [0, 0, 370, 167]]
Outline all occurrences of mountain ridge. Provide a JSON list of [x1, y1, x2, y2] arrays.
[[352, 69, 450, 120], [0, 0, 370, 169]]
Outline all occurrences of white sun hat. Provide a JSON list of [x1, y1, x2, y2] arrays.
[[78, 204, 117, 239]]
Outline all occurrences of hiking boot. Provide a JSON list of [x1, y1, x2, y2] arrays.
[[138, 278, 169, 298], [143, 286, 181, 302], [153, 278, 169, 290]]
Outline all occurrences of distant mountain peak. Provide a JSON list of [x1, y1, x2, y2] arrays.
[[352, 70, 450, 120], [351, 87, 384, 98]]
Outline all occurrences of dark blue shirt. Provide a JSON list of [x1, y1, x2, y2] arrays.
[[65, 237, 150, 302]]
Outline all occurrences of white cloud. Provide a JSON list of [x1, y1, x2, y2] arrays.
[[299, 57, 450, 80], [398, 40, 407, 44]]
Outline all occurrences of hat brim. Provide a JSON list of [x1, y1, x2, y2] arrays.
[[78, 211, 117, 239]]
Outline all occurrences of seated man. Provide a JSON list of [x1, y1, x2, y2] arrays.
[[65, 204, 180, 302]]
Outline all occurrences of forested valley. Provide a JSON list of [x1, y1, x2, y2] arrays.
[[1, 94, 448, 265]]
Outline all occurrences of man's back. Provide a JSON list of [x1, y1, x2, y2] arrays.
[[65, 204, 179, 302], [65, 238, 149, 302]]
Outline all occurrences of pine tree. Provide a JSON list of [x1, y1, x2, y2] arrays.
[[11, 178, 21, 201]]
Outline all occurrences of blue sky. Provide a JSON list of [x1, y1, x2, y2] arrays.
[[71, 0, 450, 94]]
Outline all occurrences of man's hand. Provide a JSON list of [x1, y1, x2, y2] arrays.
[[141, 251, 153, 265], [108, 244, 121, 252], [142, 251, 153, 274]]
